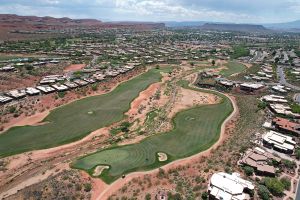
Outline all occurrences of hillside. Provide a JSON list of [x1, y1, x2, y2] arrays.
[[264, 20, 300, 30], [0, 14, 165, 40], [200, 23, 267, 32]]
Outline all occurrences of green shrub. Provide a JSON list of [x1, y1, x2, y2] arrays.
[[83, 183, 92, 192], [212, 60, 215, 66], [58, 91, 66, 98], [91, 84, 98, 91], [201, 192, 208, 200], [9, 106, 16, 113], [158, 168, 165, 178], [258, 101, 268, 110], [296, 148, 300, 160], [291, 103, 300, 114], [280, 177, 291, 190], [282, 159, 296, 169], [258, 185, 270, 200], [263, 177, 284, 196], [243, 166, 254, 176], [145, 193, 151, 200]]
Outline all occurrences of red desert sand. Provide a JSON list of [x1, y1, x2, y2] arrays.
[[64, 64, 86, 72]]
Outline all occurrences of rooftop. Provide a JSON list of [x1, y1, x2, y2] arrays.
[[209, 172, 254, 200]]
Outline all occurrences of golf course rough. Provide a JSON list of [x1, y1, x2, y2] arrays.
[[0, 68, 171, 158], [72, 83, 234, 183]]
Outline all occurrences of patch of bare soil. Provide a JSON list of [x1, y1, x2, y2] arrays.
[[126, 82, 161, 119], [64, 64, 86, 72], [0, 73, 39, 91], [241, 62, 252, 68], [126, 72, 171, 129], [169, 87, 220, 118]]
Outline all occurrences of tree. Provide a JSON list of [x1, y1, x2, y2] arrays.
[[258, 185, 270, 200], [243, 166, 254, 176], [264, 177, 284, 196], [212, 60, 216, 66]]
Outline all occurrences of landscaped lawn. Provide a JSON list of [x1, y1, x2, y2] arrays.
[[220, 61, 247, 77], [72, 83, 233, 183], [0, 68, 169, 158]]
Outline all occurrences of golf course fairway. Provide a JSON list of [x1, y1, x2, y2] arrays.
[[221, 61, 247, 77], [73, 84, 233, 183], [0, 68, 170, 158]]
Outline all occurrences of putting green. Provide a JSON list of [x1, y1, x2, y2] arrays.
[[73, 84, 233, 183], [0, 68, 170, 158]]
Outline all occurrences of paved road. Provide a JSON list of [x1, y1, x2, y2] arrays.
[[297, 184, 300, 200], [277, 65, 300, 91]]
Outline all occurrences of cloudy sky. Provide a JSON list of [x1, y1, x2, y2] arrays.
[[0, 0, 300, 23]]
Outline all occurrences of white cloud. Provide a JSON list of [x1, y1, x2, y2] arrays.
[[0, 0, 299, 23], [109, 0, 259, 22]]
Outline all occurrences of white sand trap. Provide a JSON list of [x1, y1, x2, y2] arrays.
[[157, 152, 168, 162], [93, 165, 109, 176]]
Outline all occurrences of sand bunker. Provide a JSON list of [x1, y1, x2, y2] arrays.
[[93, 165, 110, 177], [157, 152, 168, 162]]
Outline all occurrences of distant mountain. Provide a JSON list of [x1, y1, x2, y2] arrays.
[[0, 14, 103, 26], [165, 21, 268, 32], [200, 23, 267, 32], [264, 20, 300, 30], [166, 20, 300, 31], [0, 14, 165, 40], [164, 21, 208, 27]]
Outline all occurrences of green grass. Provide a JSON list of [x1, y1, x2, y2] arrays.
[[0, 68, 169, 158], [231, 45, 250, 59], [220, 61, 247, 77], [230, 64, 261, 81], [72, 81, 233, 183]]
